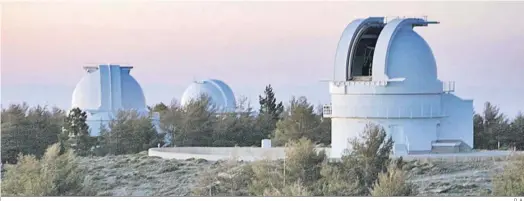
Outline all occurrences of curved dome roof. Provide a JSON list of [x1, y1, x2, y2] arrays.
[[72, 65, 147, 113], [181, 79, 236, 112], [334, 17, 440, 84], [372, 18, 438, 83], [383, 28, 437, 82]]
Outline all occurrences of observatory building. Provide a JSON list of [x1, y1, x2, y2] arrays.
[[72, 64, 160, 136], [323, 17, 474, 157], [181, 79, 237, 113]]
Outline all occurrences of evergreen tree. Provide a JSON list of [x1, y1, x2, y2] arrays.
[[510, 112, 524, 150], [152, 102, 169, 113], [60, 108, 93, 156], [212, 96, 262, 147], [473, 113, 485, 149], [273, 96, 321, 146], [99, 110, 158, 155], [474, 102, 511, 150], [1, 104, 64, 163], [173, 95, 216, 147], [317, 104, 331, 146], [258, 84, 284, 138]]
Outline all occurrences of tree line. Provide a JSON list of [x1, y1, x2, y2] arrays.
[[1, 85, 330, 163], [1, 84, 523, 164], [474, 102, 524, 150]]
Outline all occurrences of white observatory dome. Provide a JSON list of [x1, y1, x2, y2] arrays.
[[326, 17, 474, 158], [71, 64, 153, 136], [72, 65, 147, 112], [181, 79, 236, 112]]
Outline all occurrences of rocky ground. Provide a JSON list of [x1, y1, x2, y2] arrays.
[[78, 152, 506, 196]]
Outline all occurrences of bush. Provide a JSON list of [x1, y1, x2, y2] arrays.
[[370, 164, 416, 196], [493, 155, 524, 196], [192, 159, 253, 196], [317, 162, 361, 196], [191, 123, 414, 197], [262, 181, 312, 196], [1, 143, 92, 196], [248, 138, 325, 196], [283, 138, 326, 188]]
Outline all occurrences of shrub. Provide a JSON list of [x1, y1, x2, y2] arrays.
[[333, 123, 394, 196], [370, 164, 416, 196], [317, 162, 361, 196], [247, 159, 284, 196], [493, 155, 524, 196], [262, 180, 312, 196], [192, 158, 253, 196], [1, 143, 91, 196], [283, 138, 326, 189]]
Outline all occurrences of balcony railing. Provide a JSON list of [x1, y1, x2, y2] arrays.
[[331, 80, 388, 87], [443, 81, 455, 93], [322, 104, 446, 119], [384, 15, 428, 22]]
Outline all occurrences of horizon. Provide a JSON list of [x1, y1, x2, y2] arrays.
[[1, 1, 524, 118]]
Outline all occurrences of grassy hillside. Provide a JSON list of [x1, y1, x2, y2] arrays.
[[76, 152, 505, 196]]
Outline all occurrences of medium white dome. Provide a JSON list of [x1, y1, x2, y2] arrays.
[[181, 79, 236, 112]]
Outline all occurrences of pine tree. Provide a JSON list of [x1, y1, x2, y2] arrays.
[[258, 84, 284, 138], [272, 97, 320, 146], [152, 102, 169, 113], [1, 104, 64, 163], [60, 108, 93, 156], [474, 102, 511, 150], [510, 112, 524, 150]]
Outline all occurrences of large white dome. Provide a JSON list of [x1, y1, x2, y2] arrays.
[[72, 65, 147, 113], [181, 79, 236, 112]]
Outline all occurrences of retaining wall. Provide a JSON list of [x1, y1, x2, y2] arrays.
[[148, 147, 523, 162]]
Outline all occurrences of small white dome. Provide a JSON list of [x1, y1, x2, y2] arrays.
[[181, 79, 236, 112]]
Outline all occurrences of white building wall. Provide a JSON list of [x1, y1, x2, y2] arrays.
[[330, 117, 439, 158], [440, 94, 474, 148], [330, 92, 443, 119]]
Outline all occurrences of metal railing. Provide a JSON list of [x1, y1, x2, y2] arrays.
[[443, 81, 455, 93], [331, 80, 388, 87], [384, 15, 428, 22], [323, 104, 446, 119]]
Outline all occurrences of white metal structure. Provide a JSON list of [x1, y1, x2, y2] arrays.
[[181, 79, 237, 113], [324, 17, 474, 157], [72, 64, 160, 136]]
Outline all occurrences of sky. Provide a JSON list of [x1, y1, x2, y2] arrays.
[[1, 1, 523, 118]]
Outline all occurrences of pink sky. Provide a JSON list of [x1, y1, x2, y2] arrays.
[[1, 1, 523, 117]]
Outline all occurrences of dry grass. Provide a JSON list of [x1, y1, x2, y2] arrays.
[[493, 155, 524, 196], [262, 181, 312, 196], [2, 149, 513, 196]]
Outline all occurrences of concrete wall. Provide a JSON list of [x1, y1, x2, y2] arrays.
[[149, 147, 523, 163], [148, 147, 331, 161], [440, 94, 474, 148]]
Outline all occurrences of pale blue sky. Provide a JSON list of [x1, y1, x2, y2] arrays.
[[1, 1, 523, 118]]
